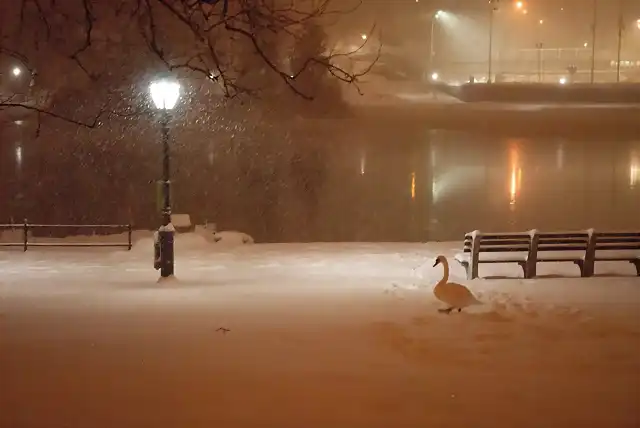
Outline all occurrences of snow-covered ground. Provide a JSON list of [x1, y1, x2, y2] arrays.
[[1, 235, 639, 427]]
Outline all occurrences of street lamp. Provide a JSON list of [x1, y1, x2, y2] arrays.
[[149, 77, 180, 278], [12, 66, 21, 77], [429, 10, 444, 79], [488, 0, 499, 83]]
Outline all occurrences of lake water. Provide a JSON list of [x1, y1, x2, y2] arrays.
[[1, 118, 639, 243]]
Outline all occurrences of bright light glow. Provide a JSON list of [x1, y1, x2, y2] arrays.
[[435, 10, 444, 19], [631, 151, 639, 188], [411, 172, 416, 200], [523, 9, 528, 14], [584, 42, 588, 47], [361, 34, 368, 40], [515, 1, 524, 9], [559, 77, 567, 85], [508, 143, 522, 207], [630, 165, 638, 188], [431, 72, 439, 81], [637, 19, 640, 30], [556, 144, 565, 170], [12, 67, 21, 77], [539, 19, 544, 24], [16, 146, 22, 166], [149, 79, 181, 110]]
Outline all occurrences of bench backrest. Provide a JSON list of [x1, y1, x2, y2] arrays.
[[464, 233, 530, 253], [464, 230, 640, 255], [464, 231, 590, 253], [536, 232, 589, 252], [594, 232, 640, 251]]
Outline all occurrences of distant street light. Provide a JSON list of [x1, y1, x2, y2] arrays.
[[431, 72, 439, 81], [637, 19, 640, 30], [11, 66, 21, 77], [559, 77, 568, 85], [488, 0, 499, 83], [515, 1, 524, 10], [361, 34, 368, 40], [584, 42, 589, 47], [429, 10, 444, 76], [539, 19, 544, 24], [149, 77, 180, 278]]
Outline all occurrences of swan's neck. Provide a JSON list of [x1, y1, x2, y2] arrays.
[[437, 259, 450, 286]]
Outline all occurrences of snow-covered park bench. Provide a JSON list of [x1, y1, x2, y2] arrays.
[[455, 229, 640, 279]]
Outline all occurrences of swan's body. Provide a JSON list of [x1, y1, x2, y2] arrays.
[[432, 255, 481, 313]]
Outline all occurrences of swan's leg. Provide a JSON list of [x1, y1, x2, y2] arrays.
[[438, 307, 454, 314]]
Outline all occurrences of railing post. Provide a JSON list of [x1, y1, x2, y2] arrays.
[[469, 230, 481, 280], [583, 228, 596, 277], [23, 218, 28, 252], [127, 224, 133, 251], [525, 229, 539, 279]]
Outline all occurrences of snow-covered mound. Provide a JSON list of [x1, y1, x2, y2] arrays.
[[211, 231, 254, 245], [130, 229, 254, 255], [194, 226, 254, 245]]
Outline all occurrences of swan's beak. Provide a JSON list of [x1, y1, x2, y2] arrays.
[[433, 259, 440, 267]]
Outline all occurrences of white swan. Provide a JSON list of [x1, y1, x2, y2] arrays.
[[432, 255, 481, 314]]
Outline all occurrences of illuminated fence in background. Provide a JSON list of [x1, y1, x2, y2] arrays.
[[0, 221, 133, 251]]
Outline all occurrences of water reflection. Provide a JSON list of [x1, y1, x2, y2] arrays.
[[1, 121, 639, 242], [630, 151, 639, 189], [411, 172, 416, 201], [508, 141, 523, 208]]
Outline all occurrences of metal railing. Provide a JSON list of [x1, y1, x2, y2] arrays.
[[0, 221, 132, 251]]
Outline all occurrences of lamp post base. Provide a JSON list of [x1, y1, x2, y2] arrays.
[[158, 225, 175, 278]]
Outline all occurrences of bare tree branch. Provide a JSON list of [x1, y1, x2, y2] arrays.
[[0, 0, 378, 125]]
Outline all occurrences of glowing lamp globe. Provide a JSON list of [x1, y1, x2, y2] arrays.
[[150, 79, 181, 110]]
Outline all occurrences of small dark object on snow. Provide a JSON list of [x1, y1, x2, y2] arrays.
[[216, 327, 230, 334], [438, 307, 462, 314]]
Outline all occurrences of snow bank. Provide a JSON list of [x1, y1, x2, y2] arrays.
[[194, 226, 254, 246]]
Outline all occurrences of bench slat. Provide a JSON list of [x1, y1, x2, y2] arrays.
[[538, 245, 588, 251], [538, 238, 588, 244], [464, 233, 530, 240], [538, 234, 589, 239], [475, 239, 531, 246], [594, 244, 640, 251], [464, 246, 529, 253], [595, 232, 640, 238], [455, 254, 526, 264], [538, 257, 583, 262], [594, 256, 640, 261], [596, 238, 640, 244]]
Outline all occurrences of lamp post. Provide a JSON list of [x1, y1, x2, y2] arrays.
[[590, 0, 598, 83], [615, 1, 624, 83], [488, 0, 499, 83], [149, 77, 180, 278], [429, 10, 443, 75]]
